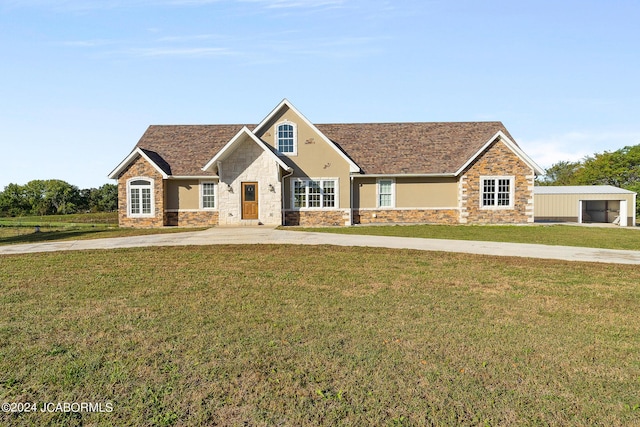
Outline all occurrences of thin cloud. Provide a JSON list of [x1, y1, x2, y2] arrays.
[[156, 34, 225, 42], [1, 0, 346, 10], [128, 46, 234, 57], [243, 0, 344, 9]]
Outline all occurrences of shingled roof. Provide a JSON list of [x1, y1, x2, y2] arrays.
[[135, 124, 248, 176], [316, 122, 513, 175], [132, 121, 514, 176]]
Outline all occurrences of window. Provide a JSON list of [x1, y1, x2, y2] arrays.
[[201, 182, 216, 209], [481, 177, 513, 208], [276, 122, 296, 154], [128, 178, 154, 217], [292, 179, 337, 208], [377, 179, 394, 208]]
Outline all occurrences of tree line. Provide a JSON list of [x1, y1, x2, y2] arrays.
[[0, 180, 117, 217], [538, 144, 640, 216]]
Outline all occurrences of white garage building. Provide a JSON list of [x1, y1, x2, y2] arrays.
[[534, 185, 636, 227]]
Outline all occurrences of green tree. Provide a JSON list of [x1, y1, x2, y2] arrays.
[[44, 179, 81, 214], [538, 160, 581, 186], [94, 183, 118, 212], [23, 180, 50, 215], [0, 183, 29, 216], [573, 145, 640, 187]]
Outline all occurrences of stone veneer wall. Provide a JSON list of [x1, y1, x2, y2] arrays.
[[284, 210, 350, 226], [354, 209, 459, 225], [117, 155, 165, 228], [460, 140, 535, 224], [165, 211, 219, 227], [218, 138, 282, 226]]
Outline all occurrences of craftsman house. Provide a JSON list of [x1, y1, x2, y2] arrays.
[[108, 99, 543, 227]]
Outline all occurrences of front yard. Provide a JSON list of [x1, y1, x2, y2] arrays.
[[1, 245, 639, 426]]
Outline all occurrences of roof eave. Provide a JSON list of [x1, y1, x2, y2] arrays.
[[352, 173, 457, 178], [454, 131, 545, 176], [107, 147, 170, 180], [201, 126, 292, 173]]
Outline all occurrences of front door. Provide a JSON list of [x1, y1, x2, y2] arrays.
[[241, 182, 258, 220]]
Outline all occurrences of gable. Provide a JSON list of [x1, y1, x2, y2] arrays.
[[253, 105, 355, 176], [254, 99, 361, 173], [201, 126, 291, 173]]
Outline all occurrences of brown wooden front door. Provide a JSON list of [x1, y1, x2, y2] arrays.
[[241, 182, 258, 220]]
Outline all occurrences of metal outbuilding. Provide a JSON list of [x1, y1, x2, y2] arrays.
[[534, 185, 637, 226]]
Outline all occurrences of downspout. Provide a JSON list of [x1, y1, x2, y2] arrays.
[[281, 167, 294, 226], [349, 175, 354, 226]]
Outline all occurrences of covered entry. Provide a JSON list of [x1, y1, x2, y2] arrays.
[[534, 185, 636, 227]]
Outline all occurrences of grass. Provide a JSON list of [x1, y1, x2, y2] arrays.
[[294, 223, 640, 251], [0, 212, 119, 226], [1, 245, 639, 426], [0, 213, 205, 245]]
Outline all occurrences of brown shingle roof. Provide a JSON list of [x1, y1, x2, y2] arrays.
[[316, 122, 513, 174], [134, 121, 513, 176], [135, 124, 248, 176]]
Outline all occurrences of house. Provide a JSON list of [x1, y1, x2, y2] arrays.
[[534, 185, 636, 226], [108, 99, 544, 227]]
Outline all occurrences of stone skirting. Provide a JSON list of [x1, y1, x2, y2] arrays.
[[165, 211, 219, 227], [284, 210, 349, 226], [354, 209, 460, 225]]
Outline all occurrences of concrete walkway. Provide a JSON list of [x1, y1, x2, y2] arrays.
[[2, 227, 640, 264]]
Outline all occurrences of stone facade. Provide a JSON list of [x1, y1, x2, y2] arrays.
[[117, 155, 165, 228], [354, 209, 459, 225], [165, 211, 219, 227], [218, 137, 282, 226], [460, 140, 535, 224], [284, 210, 350, 226]]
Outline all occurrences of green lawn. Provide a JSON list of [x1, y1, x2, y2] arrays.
[[0, 212, 119, 226], [295, 223, 640, 250], [1, 245, 639, 426], [0, 213, 205, 245]]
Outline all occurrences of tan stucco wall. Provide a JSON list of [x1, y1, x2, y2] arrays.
[[353, 178, 376, 208], [166, 180, 200, 210], [353, 177, 458, 209], [256, 105, 351, 209], [396, 177, 458, 207]]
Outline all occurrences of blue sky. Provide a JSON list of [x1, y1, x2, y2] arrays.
[[1, 0, 639, 189]]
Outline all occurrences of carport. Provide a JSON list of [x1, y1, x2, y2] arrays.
[[534, 185, 636, 226]]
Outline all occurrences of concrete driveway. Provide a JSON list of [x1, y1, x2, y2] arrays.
[[2, 226, 640, 264]]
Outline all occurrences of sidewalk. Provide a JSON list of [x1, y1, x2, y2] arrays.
[[2, 227, 640, 265]]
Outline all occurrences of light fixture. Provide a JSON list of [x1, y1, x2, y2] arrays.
[[227, 184, 233, 193], [268, 184, 275, 192]]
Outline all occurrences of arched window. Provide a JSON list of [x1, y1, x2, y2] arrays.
[[276, 122, 296, 154], [128, 178, 154, 217]]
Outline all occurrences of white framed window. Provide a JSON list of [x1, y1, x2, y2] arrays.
[[292, 179, 337, 209], [127, 178, 154, 217], [377, 178, 395, 208], [276, 122, 297, 155], [481, 176, 514, 209], [200, 181, 217, 209]]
